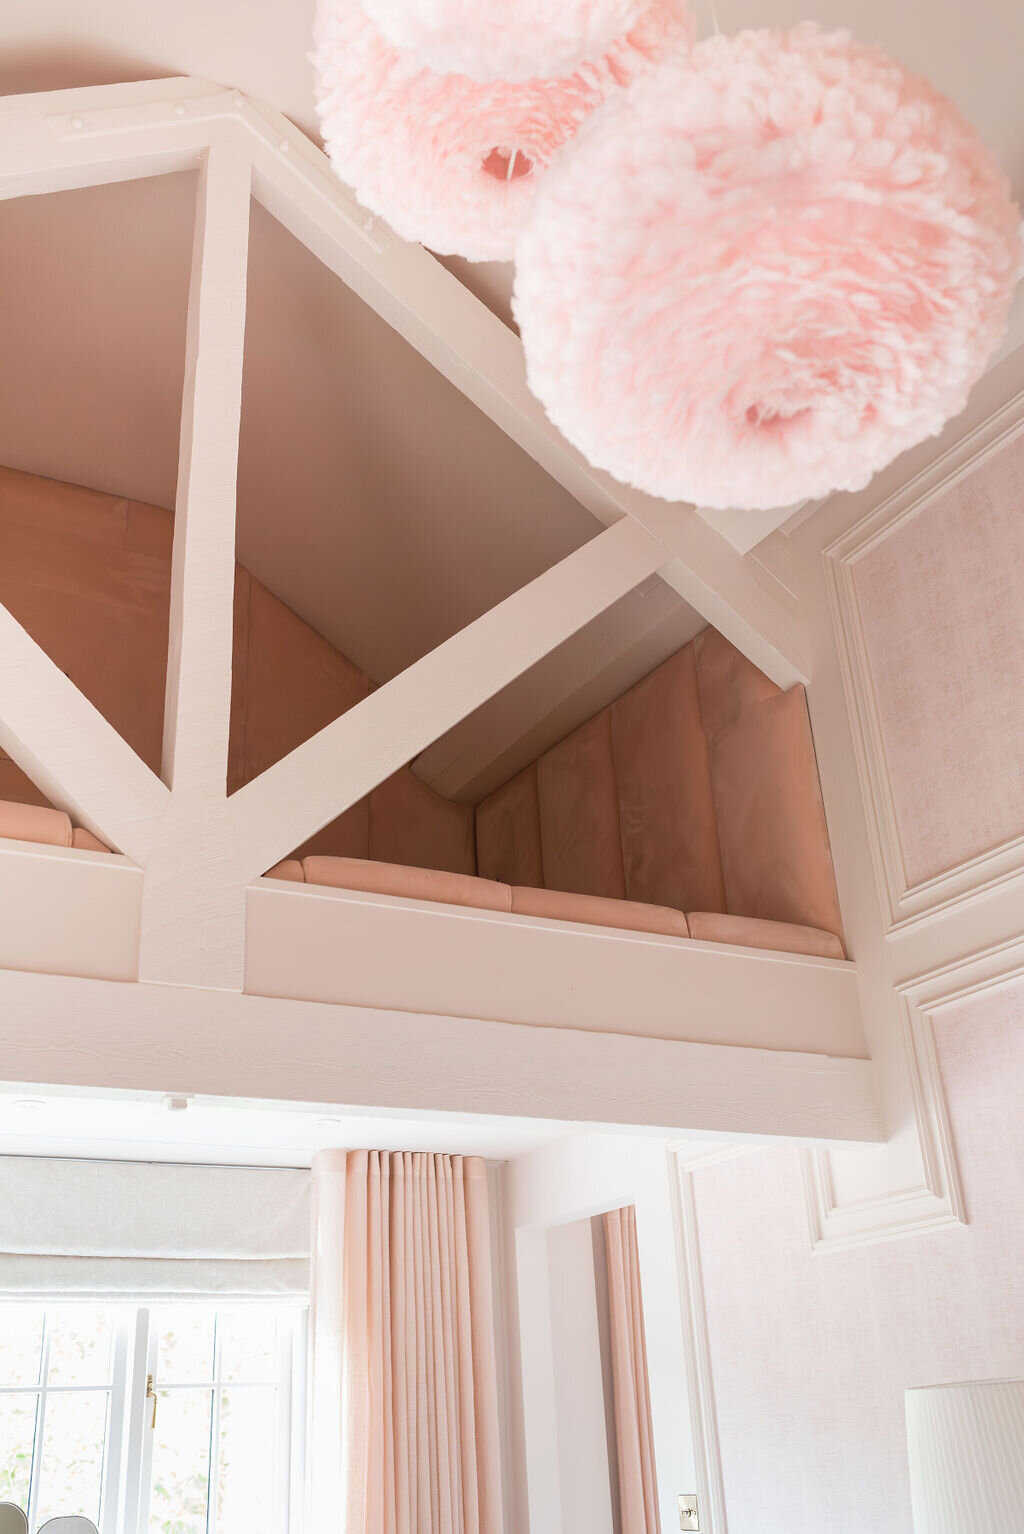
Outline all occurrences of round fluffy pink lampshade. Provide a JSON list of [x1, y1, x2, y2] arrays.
[[313, 0, 689, 262], [360, 0, 649, 83], [514, 24, 1022, 509]]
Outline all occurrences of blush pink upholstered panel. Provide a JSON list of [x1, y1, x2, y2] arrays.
[[610, 643, 725, 913], [475, 762, 544, 887], [367, 768, 476, 877], [536, 709, 626, 899], [694, 626, 843, 942]]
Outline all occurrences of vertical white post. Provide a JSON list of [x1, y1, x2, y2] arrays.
[[138, 131, 252, 988]]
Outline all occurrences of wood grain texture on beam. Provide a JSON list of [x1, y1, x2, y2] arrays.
[[0, 600, 169, 861], [162, 138, 251, 795], [229, 516, 670, 878], [0, 966, 883, 1142], [138, 136, 253, 990]]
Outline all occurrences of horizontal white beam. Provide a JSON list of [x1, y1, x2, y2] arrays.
[[230, 516, 670, 877], [0, 965, 883, 1141], [0, 80, 228, 201], [0, 601, 169, 861]]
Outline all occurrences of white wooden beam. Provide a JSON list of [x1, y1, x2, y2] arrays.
[[0, 965, 883, 1141], [162, 138, 251, 797], [0, 600, 169, 861], [413, 579, 702, 804], [230, 516, 670, 878], [137, 135, 253, 990], [0, 80, 227, 202]]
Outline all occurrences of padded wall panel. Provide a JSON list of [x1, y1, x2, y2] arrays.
[[694, 624, 779, 736], [537, 709, 626, 899], [476, 762, 544, 888], [368, 767, 475, 876], [0, 467, 171, 776], [705, 687, 844, 940], [611, 643, 726, 913]]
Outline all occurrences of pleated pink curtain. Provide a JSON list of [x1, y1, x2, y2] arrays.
[[602, 1206, 661, 1534], [309, 1149, 504, 1534]]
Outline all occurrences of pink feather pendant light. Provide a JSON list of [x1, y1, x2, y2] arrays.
[[313, 0, 691, 262], [360, 0, 651, 83], [514, 24, 1022, 509]]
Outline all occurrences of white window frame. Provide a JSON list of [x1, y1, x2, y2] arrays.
[[0, 1302, 307, 1534]]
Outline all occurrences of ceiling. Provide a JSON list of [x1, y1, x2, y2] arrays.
[[0, 1084, 653, 1166], [1, 0, 1022, 781]]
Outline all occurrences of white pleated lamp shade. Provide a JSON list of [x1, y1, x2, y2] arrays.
[[906, 1379, 1024, 1533]]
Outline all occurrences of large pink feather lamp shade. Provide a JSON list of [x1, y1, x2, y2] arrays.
[[313, 0, 691, 262], [360, 0, 651, 83], [514, 24, 1022, 510]]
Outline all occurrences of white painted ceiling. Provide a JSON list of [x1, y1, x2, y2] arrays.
[[0, 1084, 654, 1166]]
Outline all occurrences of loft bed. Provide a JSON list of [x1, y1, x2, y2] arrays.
[[0, 78, 878, 1145], [0, 463, 858, 1060]]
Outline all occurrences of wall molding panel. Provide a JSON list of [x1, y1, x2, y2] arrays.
[[669, 1143, 754, 1534], [824, 385, 1024, 935], [800, 998, 965, 1253]]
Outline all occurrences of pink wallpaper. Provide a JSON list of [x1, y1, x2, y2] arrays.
[[852, 431, 1024, 885], [693, 980, 1024, 1533]]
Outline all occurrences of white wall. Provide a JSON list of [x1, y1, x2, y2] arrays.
[[688, 980, 1024, 1533], [504, 1133, 697, 1532]]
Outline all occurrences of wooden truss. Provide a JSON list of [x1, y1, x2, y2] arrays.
[[0, 77, 882, 1142]]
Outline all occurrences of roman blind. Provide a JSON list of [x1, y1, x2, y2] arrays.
[[0, 1156, 311, 1300]]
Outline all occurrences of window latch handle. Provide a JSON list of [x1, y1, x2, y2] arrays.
[[145, 1372, 158, 1430]]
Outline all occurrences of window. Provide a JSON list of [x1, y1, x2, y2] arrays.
[[0, 1303, 305, 1534]]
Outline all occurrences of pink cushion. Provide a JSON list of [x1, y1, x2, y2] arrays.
[[476, 762, 544, 887], [511, 885, 690, 939], [301, 855, 512, 911], [686, 911, 845, 959], [536, 708, 625, 899], [611, 642, 726, 912], [265, 859, 305, 882], [71, 827, 112, 853], [0, 800, 72, 847]]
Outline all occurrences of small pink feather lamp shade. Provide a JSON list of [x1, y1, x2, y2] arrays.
[[313, 0, 690, 262], [359, 0, 651, 83], [514, 24, 1022, 509]]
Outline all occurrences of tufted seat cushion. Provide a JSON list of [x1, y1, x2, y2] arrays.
[[686, 912, 844, 960]]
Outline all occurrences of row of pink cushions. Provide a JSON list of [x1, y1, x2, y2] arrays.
[[0, 799, 109, 852], [266, 854, 845, 959]]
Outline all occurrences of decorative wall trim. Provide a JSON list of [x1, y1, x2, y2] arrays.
[[802, 929, 1024, 1252], [800, 997, 965, 1253], [824, 386, 1024, 934], [669, 1144, 754, 1534]]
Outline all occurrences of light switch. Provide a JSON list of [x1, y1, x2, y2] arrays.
[[679, 1493, 699, 1531]]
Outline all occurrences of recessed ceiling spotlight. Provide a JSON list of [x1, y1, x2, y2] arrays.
[[10, 1098, 47, 1112]]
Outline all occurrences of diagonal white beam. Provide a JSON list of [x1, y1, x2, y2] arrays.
[[230, 516, 671, 878], [0, 602, 169, 860]]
